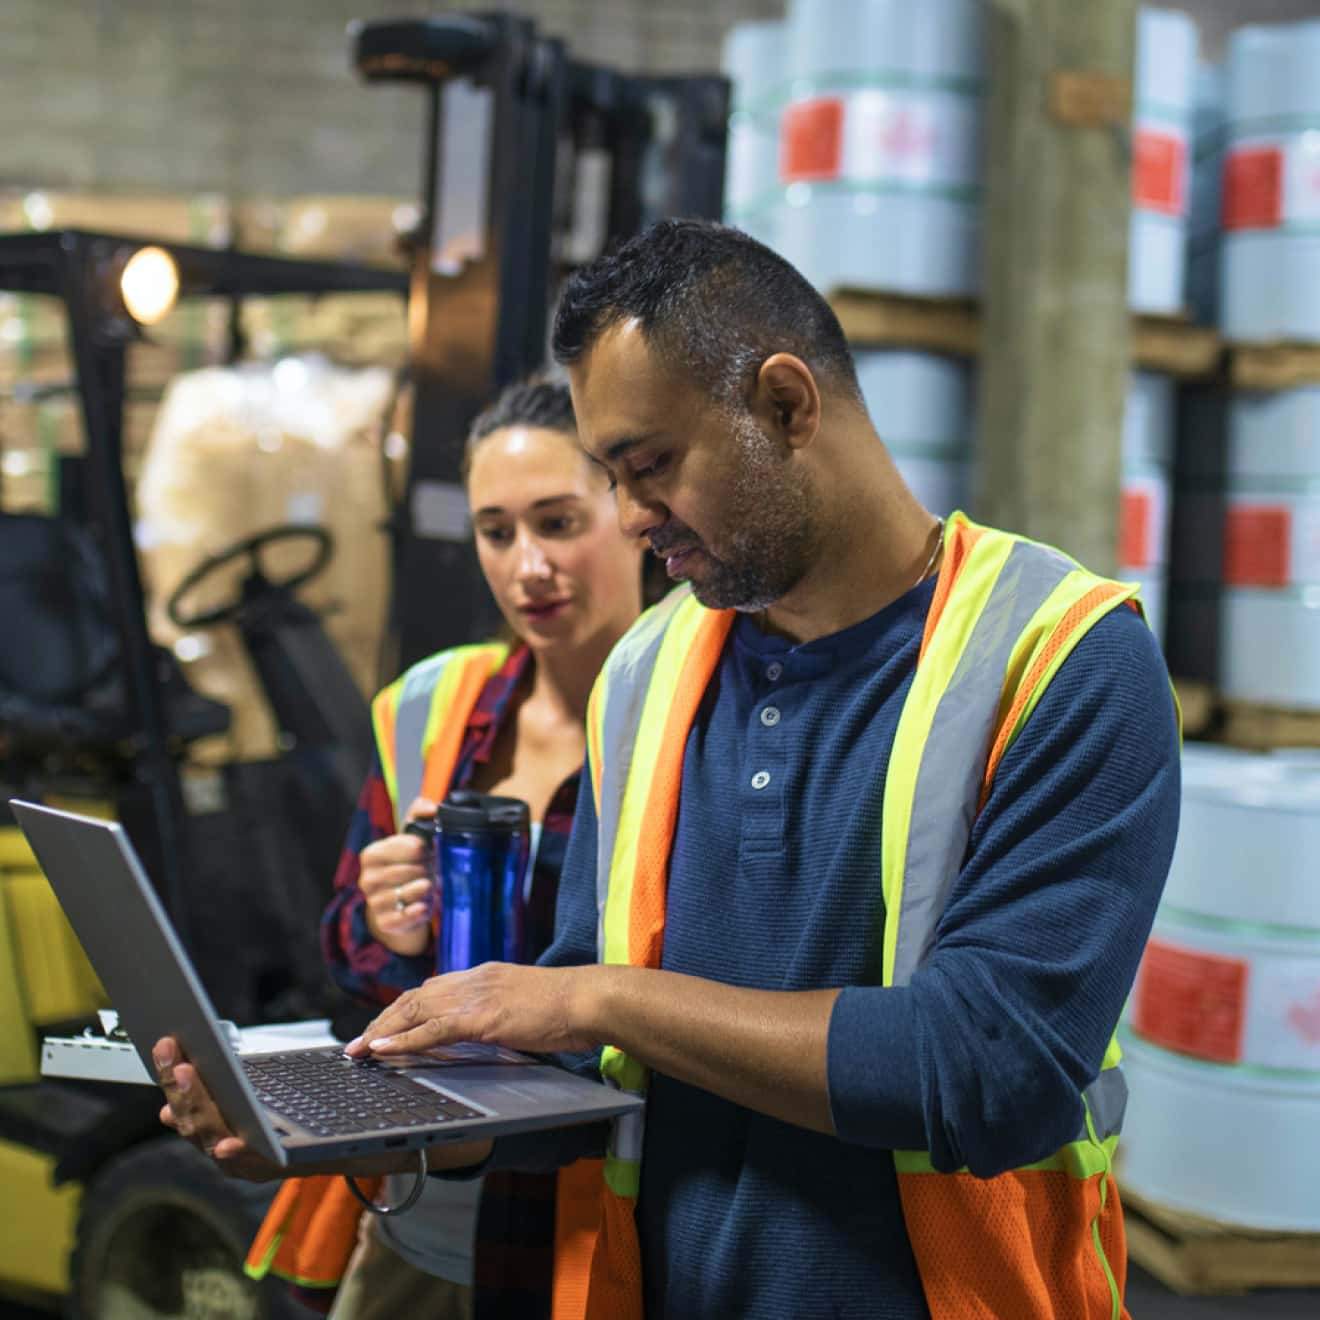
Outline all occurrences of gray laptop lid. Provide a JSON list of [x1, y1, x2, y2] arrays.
[[11, 799, 288, 1165]]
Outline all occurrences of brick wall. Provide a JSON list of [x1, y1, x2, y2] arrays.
[[0, 1, 1314, 201], [0, 0, 780, 200]]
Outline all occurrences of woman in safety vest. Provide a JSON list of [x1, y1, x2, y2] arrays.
[[246, 375, 646, 1319]]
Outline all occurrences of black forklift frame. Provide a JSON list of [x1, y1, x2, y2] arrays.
[[0, 9, 728, 949], [354, 12, 729, 668], [0, 230, 407, 947]]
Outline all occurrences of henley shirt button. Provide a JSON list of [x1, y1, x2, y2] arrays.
[[766, 662, 784, 681], [751, 770, 771, 790], [760, 706, 781, 727]]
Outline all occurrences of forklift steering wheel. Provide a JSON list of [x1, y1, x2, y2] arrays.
[[166, 525, 334, 629]]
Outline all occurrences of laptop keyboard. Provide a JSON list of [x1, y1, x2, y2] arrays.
[[242, 1048, 485, 1138]]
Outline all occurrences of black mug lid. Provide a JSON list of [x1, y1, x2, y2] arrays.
[[434, 791, 530, 834]]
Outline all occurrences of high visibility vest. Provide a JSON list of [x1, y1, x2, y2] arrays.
[[246, 642, 510, 1291], [562, 513, 1174, 1320]]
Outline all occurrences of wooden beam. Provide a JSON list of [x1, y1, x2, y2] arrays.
[[1132, 315, 1221, 379], [829, 290, 979, 358], [831, 290, 1221, 381], [1229, 343, 1320, 391], [975, 0, 1138, 575]]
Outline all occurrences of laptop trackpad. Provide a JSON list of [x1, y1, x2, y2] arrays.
[[407, 1063, 598, 1117], [377, 1043, 535, 1068]]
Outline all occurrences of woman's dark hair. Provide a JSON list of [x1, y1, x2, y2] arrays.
[[468, 375, 577, 444], [463, 374, 577, 481]]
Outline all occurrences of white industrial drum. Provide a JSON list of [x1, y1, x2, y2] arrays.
[[1220, 387, 1320, 707], [775, 0, 986, 297], [1120, 744, 1320, 1230], [854, 351, 974, 517], [1220, 21, 1320, 341], [1120, 372, 1174, 643], [722, 20, 787, 251], [1119, 1030, 1320, 1230], [1129, 8, 1199, 315]]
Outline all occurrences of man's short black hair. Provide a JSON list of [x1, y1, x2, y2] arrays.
[[551, 219, 861, 406]]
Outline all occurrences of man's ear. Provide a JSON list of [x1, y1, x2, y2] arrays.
[[756, 354, 821, 451]]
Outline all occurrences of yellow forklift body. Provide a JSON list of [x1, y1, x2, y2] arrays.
[[0, 812, 114, 1298], [0, 1138, 80, 1295], [0, 822, 107, 1035], [0, 863, 37, 1085]]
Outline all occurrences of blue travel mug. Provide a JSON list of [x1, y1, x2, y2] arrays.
[[420, 793, 531, 974]]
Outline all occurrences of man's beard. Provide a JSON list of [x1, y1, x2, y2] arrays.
[[655, 412, 820, 612]]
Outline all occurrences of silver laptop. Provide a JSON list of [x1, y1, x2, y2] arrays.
[[11, 799, 640, 1167]]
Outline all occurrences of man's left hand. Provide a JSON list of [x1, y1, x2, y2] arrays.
[[345, 962, 603, 1059], [155, 1037, 286, 1182]]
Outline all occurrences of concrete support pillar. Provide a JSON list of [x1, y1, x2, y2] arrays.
[[975, 0, 1137, 574]]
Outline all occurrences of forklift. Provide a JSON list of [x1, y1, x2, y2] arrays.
[[0, 10, 727, 1316]]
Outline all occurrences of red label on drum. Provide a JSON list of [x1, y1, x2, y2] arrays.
[[781, 98, 844, 183], [1133, 939, 1249, 1064], [1132, 129, 1186, 215], [1223, 147, 1284, 231], [1120, 487, 1153, 570], [1224, 505, 1291, 587]]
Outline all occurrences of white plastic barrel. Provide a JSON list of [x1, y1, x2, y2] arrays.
[[1186, 62, 1225, 325], [1220, 21, 1320, 341], [775, 0, 986, 297], [1120, 1030, 1320, 1230], [1120, 744, 1320, 1230], [1221, 387, 1320, 707], [1120, 372, 1175, 643], [854, 351, 974, 518], [722, 21, 787, 251], [1129, 8, 1199, 315]]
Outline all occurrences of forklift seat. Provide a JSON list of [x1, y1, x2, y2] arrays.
[[0, 513, 229, 753]]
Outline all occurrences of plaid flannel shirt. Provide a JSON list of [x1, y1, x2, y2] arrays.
[[321, 644, 578, 1318]]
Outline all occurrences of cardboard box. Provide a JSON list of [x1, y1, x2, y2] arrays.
[[136, 361, 395, 762]]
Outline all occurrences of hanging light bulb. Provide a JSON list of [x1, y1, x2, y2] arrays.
[[119, 246, 179, 326]]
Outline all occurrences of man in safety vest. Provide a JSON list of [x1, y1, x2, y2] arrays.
[[160, 220, 1180, 1320]]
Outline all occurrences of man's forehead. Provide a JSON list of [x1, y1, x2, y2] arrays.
[[568, 319, 669, 454]]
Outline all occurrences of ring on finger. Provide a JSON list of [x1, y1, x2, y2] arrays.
[[394, 884, 406, 912]]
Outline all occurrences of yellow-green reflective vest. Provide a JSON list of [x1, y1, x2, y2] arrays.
[[571, 513, 1175, 1320]]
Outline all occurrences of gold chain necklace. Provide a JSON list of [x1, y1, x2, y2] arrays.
[[914, 516, 945, 589]]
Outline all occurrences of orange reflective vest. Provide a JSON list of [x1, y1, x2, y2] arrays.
[[559, 513, 1175, 1320], [245, 643, 509, 1292]]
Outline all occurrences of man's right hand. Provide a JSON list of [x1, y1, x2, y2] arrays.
[[359, 796, 437, 956]]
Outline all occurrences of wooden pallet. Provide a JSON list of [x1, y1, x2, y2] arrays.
[[1131, 314, 1222, 380], [829, 289, 979, 358], [1221, 699, 1320, 751], [1229, 342, 1320, 391], [828, 289, 1222, 379], [1171, 677, 1218, 740], [1122, 1186, 1320, 1295]]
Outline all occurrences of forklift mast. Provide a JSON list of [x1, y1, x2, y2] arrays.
[[353, 12, 729, 667]]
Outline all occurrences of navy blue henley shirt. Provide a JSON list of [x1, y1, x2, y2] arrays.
[[498, 575, 1180, 1319]]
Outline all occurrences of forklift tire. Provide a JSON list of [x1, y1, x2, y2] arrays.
[[66, 1136, 306, 1320]]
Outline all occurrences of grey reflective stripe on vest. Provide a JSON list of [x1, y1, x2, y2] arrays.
[[392, 652, 454, 827], [593, 589, 692, 961], [1080, 1066, 1127, 1142], [891, 540, 1074, 987], [609, 1107, 646, 1162]]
